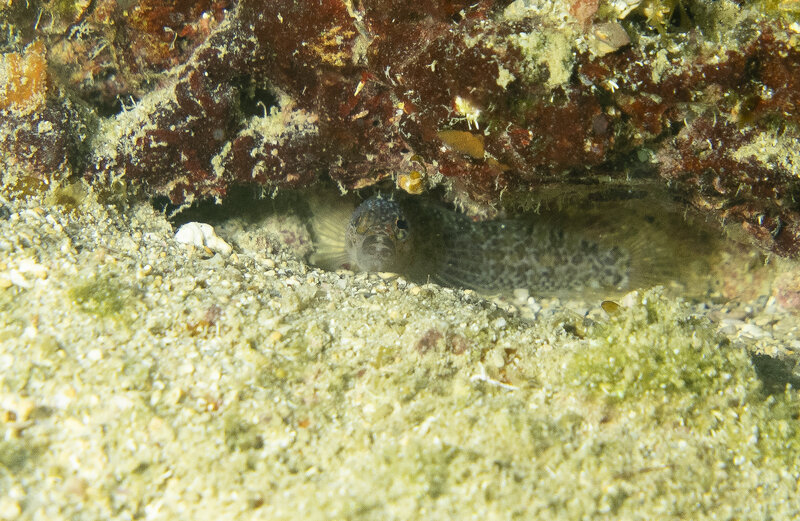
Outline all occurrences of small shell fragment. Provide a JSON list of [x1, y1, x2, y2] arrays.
[[589, 21, 630, 56], [601, 300, 621, 314], [175, 222, 232, 256]]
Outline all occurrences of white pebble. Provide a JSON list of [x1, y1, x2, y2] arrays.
[[7, 270, 31, 289], [512, 288, 529, 303], [738, 323, 766, 340], [175, 222, 232, 256], [17, 259, 47, 279], [620, 290, 640, 308], [487, 348, 506, 369], [0, 497, 21, 520]]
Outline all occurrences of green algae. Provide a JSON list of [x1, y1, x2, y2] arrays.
[[565, 289, 800, 471], [69, 275, 134, 318], [756, 392, 800, 465], [0, 439, 31, 473], [224, 411, 264, 452], [566, 292, 755, 406], [44, 179, 90, 212], [757, 0, 800, 23]]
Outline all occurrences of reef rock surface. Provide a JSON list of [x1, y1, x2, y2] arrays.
[[2, 1, 800, 255]]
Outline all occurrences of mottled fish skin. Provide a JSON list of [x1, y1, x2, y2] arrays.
[[333, 195, 631, 296], [431, 209, 630, 294]]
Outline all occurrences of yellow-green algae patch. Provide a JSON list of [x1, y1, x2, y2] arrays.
[[69, 275, 135, 318], [567, 292, 754, 406], [567, 290, 800, 476], [1, 190, 799, 520]]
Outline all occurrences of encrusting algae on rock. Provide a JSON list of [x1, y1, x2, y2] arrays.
[[0, 41, 47, 115]]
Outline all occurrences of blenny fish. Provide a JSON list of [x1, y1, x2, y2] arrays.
[[310, 193, 669, 297]]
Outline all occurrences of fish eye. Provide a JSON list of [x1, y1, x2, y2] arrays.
[[395, 219, 409, 240]]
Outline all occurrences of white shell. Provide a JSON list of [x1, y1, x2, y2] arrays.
[[175, 222, 232, 256]]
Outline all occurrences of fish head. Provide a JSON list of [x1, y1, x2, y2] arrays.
[[345, 196, 412, 273]]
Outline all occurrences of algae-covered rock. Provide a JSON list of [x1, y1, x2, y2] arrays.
[[4, 1, 800, 256]]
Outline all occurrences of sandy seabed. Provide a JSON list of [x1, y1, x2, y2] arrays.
[[1, 187, 799, 520]]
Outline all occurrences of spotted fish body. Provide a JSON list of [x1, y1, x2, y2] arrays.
[[433, 211, 630, 294], [312, 194, 633, 297]]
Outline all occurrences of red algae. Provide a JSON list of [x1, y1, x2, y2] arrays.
[[3, 2, 800, 256]]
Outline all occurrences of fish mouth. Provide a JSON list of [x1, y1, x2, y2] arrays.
[[357, 234, 397, 272]]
